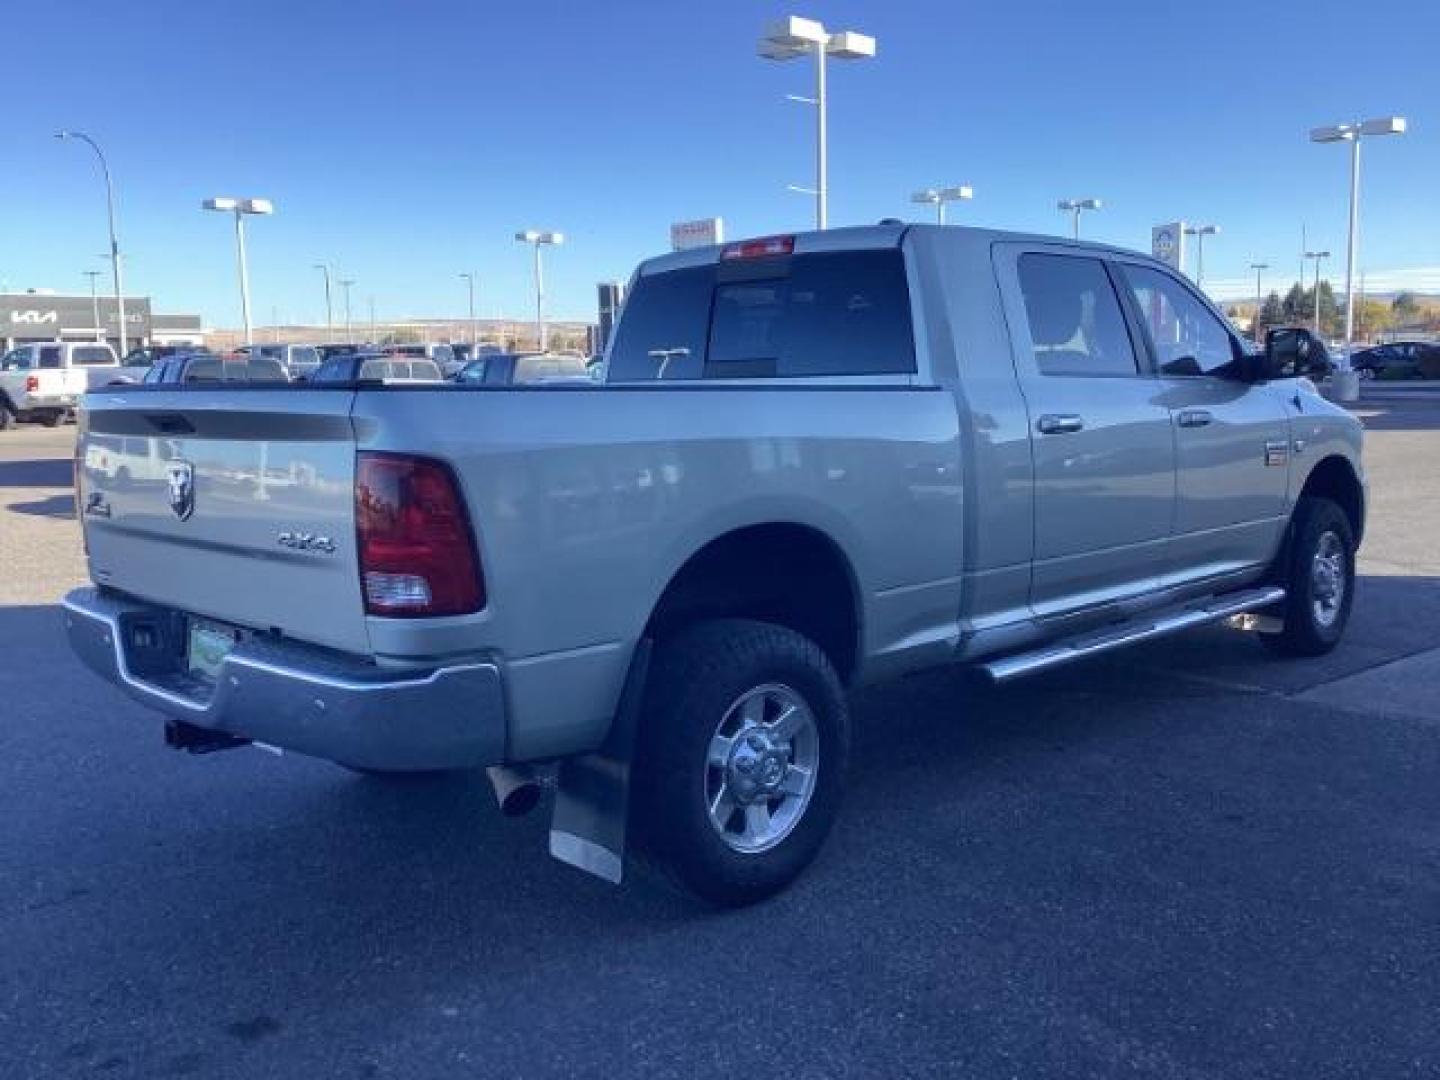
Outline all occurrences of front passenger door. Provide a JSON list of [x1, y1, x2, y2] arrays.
[[1115, 262, 1291, 583]]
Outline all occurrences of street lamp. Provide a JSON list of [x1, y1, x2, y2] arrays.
[[1183, 224, 1220, 288], [339, 278, 355, 341], [1057, 198, 1101, 239], [460, 272, 477, 345], [1304, 250, 1331, 335], [515, 230, 563, 351], [911, 185, 973, 226], [760, 16, 876, 231], [1310, 116, 1407, 387], [203, 197, 274, 346], [82, 270, 104, 342], [1249, 263, 1269, 346], [313, 264, 334, 343], [56, 130, 129, 354]]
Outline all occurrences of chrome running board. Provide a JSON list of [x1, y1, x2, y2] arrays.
[[980, 587, 1286, 684]]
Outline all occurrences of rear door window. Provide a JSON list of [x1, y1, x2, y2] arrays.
[[607, 249, 915, 381], [1016, 254, 1139, 377], [39, 347, 62, 369]]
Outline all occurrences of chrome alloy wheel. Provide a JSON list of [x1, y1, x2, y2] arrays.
[[1311, 530, 1347, 629], [704, 683, 819, 854]]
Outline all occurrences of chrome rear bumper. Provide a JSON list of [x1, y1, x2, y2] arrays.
[[63, 587, 506, 770]]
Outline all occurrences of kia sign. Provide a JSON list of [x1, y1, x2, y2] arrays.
[[670, 217, 725, 252], [1151, 222, 1186, 272], [1, 293, 151, 341]]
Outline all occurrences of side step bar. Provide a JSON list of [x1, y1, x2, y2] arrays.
[[981, 587, 1286, 684]]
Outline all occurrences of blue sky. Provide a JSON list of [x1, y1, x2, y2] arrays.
[[3, 0, 1437, 327]]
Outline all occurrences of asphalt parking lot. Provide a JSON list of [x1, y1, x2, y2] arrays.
[[2, 397, 1437, 1079]]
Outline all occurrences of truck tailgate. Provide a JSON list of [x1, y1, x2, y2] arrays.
[[78, 390, 370, 655]]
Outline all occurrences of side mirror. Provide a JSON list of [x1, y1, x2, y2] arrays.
[[1264, 327, 1332, 380]]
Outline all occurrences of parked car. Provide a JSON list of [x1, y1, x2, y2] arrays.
[[122, 344, 209, 370], [0, 341, 121, 428], [1350, 340, 1439, 380], [453, 352, 591, 385], [142, 353, 290, 385], [316, 343, 366, 361], [67, 223, 1364, 906], [234, 343, 322, 380], [309, 352, 444, 384], [383, 342, 459, 376]]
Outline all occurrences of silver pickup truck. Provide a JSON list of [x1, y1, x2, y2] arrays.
[[65, 224, 1364, 905]]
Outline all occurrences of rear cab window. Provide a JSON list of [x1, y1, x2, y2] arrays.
[[606, 248, 916, 381]]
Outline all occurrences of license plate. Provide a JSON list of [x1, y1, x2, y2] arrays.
[[187, 619, 239, 680]]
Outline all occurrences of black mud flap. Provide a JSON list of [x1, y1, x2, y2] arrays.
[[164, 719, 250, 755], [548, 639, 651, 885]]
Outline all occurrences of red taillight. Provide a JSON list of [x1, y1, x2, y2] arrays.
[[355, 452, 485, 617], [720, 235, 796, 260], [25, 375, 39, 393]]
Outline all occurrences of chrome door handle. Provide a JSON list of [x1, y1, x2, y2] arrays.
[[1176, 409, 1214, 428], [1036, 414, 1084, 435]]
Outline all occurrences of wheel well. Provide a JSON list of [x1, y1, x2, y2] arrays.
[[1299, 455, 1364, 543], [645, 524, 860, 684]]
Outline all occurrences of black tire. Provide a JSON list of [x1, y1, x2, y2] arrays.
[[0, 405, 13, 432], [1260, 496, 1355, 657], [631, 618, 850, 907], [40, 410, 62, 428]]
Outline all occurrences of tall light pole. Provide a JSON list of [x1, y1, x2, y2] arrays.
[[339, 279, 355, 342], [1057, 198, 1101, 240], [368, 295, 377, 344], [460, 272, 477, 344], [1310, 116, 1407, 387], [760, 16, 876, 231], [1249, 262, 1269, 346], [56, 130, 128, 354], [515, 231, 562, 351], [203, 197, 273, 346], [313, 264, 334, 343], [1183, 224, 1219, 288], [83, 270, 103, 342], [911, 185, 973, 226], [1304, 250, 1330, 335]]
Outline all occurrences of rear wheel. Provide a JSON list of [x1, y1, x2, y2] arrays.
[[40, 410, 62, 428], [0, 405, 13, 432], [632, 619, 849, 907], [1260, 497, 1355, 657]]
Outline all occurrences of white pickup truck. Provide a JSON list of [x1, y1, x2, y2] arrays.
[[65, 224, 1364, 905], [0, 341, 129, 429]]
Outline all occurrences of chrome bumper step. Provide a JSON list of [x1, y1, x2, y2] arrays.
[[980, 586, 1286, 683]]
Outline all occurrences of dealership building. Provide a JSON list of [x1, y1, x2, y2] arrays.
[[1, 291, 203, 354]]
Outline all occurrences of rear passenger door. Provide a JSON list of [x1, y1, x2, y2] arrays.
[[995, 245, 1176, 618], [1113, 261, 1290, 581]]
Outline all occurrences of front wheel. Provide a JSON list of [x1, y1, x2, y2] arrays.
[[632, 619, 850, 907], [1260, 497, 1356, 657]]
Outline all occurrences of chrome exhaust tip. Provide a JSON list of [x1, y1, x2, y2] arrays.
[[486, 765, 543, 817]]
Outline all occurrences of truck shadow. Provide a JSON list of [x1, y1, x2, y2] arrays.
[[9, 494, 75, 519], [1350, 397, 1440, 433], [5, 574, 1439, 1070], [0, 457, 73, 488]]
